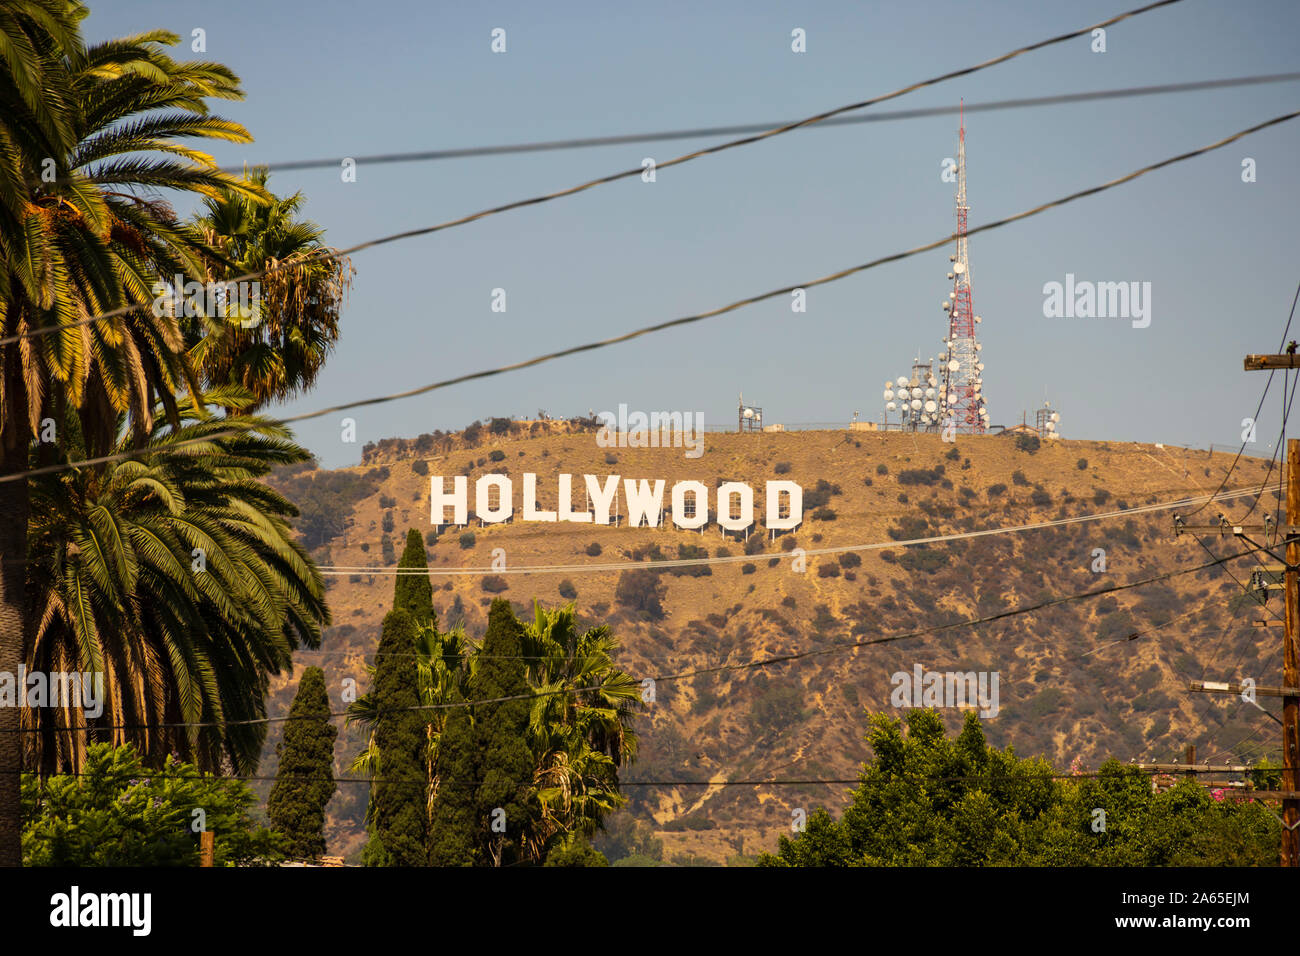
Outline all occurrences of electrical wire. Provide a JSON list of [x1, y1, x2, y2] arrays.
[[218, 72, 1300, 174], [0, 545, 1261, 734], [8, 105, 1298, 485], [0, 0, 1189, 349]]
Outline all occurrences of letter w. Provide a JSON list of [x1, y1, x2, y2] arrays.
[[623, 479, 665, 528]]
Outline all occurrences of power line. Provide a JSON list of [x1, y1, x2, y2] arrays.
[[2, 546, 1261, 734], [0, 0, 1188, 350], [220, 72, 1300, 174], [9, 105, 1299, 485]]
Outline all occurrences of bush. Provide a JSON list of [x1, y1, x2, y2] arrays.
[[1077, 458, 1088, 470], [614, 569, 666, 619], [381, 536, 396, 565], [987, 483, 1007, 498], [945, 446, 960, 461], [558, 579, 577, 599], [742, 563, 756, 575], [744, 534, 765, 555], [459, 532, 476, 549], [817, 563, 840, 578], [425, 530, 438, 546], [412, 459, 429, 476], [838, 552, 862, 568], [489, 449, 506, 462], [863, 477, 873, 487], [1015, 433, 1041, 453], [586, 542, 602, 556], [489, 417, 512, 435], [481, 575, 508, 593], [898, 466, 944, 486], [812, 508, 837, 521], [1012, 470, 1029, 486], [360, 542, 370, 553], [803, 479, 842, 510], [604, 452, 618, 465], [774, 462, 791, 475], [1030, 488, 1052, 506], [1094, 489, 1112, 505], [379, 494, 396, 510], [876, 463, 889, 475], [897, 547, 948, 574], [382, 510, 395, 533]]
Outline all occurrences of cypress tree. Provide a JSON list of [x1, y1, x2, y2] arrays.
[[393, 528, 434, 628], [267, 666, 337, 860], [471, 599, 535, 866], [427, 688, 479, 866], [363, 608, 428, 866]]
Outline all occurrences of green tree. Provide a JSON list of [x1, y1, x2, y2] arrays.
[[1, 5, 261, 866], [393, 528, 434, 627], [759, 710, 1280, 867], [471, 599, 535, 866], [22, 742, 283, 866], [520, 602, 639, 862], [427, 690, 478, 866], [187, 166, 352, 411], [25, 391, 329, 774], [363, 608, 428, 866], [267, 666, 337, 860]]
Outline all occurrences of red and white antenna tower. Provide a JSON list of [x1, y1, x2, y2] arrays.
[[939, 102, 989, 433]]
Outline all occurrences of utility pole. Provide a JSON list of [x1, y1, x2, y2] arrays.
[[1244, 354, 1300, 865], [1283, 437, 1300, 866]]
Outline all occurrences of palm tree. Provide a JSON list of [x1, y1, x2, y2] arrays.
[[0, 8, 263, 862], [519, 602, 640, 861], [187, 167, 353, 411], [24, 387, 329, 775]]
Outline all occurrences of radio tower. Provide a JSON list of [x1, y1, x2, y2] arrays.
[[939, 102, 989, 433]]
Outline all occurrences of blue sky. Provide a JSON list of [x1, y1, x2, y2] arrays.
[[87, 0, 1300, 468]]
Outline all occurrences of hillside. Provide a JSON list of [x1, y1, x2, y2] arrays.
[[258, 425, 1282, 864]]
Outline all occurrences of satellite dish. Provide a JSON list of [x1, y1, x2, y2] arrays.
[[899, 374, 912, 386], [910, 399, 922, 410], [886, 401, 897, 412], [947, 392, 958, 403], [948, 360, 960, 372], [925, 388, 936, 399], [946, 273, 954, 280], [953, 262, 966, 274], [975, 343, 982, 351], [883, 389, 894, 401], [885, 380, 893, 388], [1051, 412, 1061, 422], [743, 407, 754, 419], [924, 400, 937, 413], [976, 363, 984, 371]]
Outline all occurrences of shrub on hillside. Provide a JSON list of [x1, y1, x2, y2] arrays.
[[481, 575, 508, 593], [1077, 458, 1088, 470], [412, 460, 429, 476], [1015, 433, 1041, 454], [459, 532, 476, 549], [1012, 470, 1029, 486], [586, 542, 602, 556], [774, 462, 791, 474], [558, 579, 577, 600], [489, 449, 506, 462], [615, 569, 666, 619]]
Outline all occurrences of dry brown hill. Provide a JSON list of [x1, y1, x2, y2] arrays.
[[258, 425, 1283, 864]]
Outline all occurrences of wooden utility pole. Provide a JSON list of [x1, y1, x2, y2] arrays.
[[1283, 438, 1300, 865], [199, 831, 214, 868]]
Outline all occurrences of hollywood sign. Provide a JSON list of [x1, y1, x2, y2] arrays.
[[430, 474, 803, 530]]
